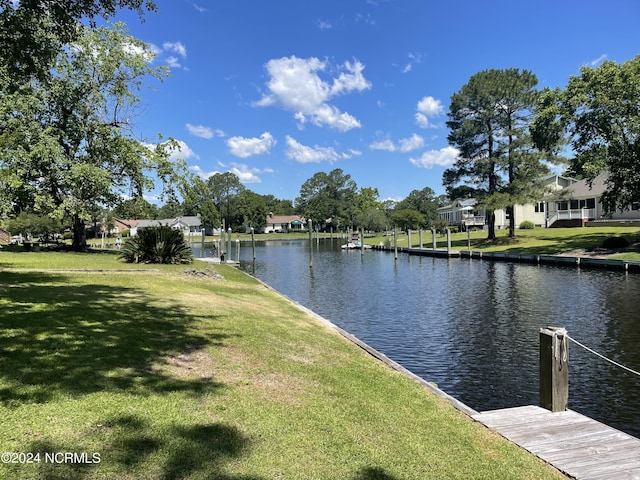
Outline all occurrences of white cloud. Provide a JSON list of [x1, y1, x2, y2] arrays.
[[285, 136, 358, 164], [218, 162, 274, 184], [369, 139, 396, 152], [163, 41, 187, 58], [226, 132, 276, 158], [316, 19, 332, 30], [369, 134, 424, 153], [415, 95, 444, 128], [186, 123, 225, 139], [166, 140, 198, 162], [589, 54, 607, 67], [255, 56, 371, 131], [189, 165, 219, 179], [409, 146, 459, 169], [399, 133, 425, 152]]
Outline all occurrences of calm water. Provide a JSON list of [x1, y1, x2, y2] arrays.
[[199, 239, 640, 438]]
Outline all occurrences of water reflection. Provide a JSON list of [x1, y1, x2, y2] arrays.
[[233, 239, 640, 438]]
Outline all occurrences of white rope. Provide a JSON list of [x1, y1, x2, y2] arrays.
[[566, 334, 640, 378]]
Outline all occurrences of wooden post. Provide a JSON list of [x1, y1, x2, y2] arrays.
[[407, 229, 412, 249], [308, 220, 313, 268], [446, 228, 451, 253], [393, 226, 398, 260], [360, 227, 365, 257], [201, 228, 206, 257], [227, 228, 232, 263], [432, 229, 437, 250], [419, 229, 423, 250], [251, 227, 256, 260], [540, 326, 569, 412]]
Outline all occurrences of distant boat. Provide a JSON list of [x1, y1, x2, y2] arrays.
[[341, 233, 372, 250]]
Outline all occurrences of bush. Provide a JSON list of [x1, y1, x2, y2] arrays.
[[120, 229, 130, 238], [62, 232, 73, 240], [601, 236, 630, 249], [120, 225, 194, 264], [519, 220, 535, 229]]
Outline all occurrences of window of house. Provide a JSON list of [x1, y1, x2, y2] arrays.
[[558, 201, 568, 211], [632, 202, 640, 211], [534, 202, 545, 213], [570, 200, 579, 209]]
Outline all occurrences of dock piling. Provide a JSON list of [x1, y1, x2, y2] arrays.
[[539, 326, 569, 412]]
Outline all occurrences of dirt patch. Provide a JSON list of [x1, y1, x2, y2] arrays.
[[183, 268, 225, 280]]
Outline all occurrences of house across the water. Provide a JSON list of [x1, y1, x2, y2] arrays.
[[260, 214, 306, 233], [437, 173, 640, 230]]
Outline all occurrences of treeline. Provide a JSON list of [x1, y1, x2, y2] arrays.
[[2, 2, 640, 249]]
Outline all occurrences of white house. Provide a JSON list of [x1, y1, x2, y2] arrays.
[[261, 214, 306, 233], [437, 175, 579, 230], [130, 216, 206, 236], [547, 172, 640, 227]]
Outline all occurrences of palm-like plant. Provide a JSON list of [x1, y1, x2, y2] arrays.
[[120, 225, 194, 264]]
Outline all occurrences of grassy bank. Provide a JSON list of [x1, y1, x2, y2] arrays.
[[0, 251, 565, 479], [369, 226, 640, 259]]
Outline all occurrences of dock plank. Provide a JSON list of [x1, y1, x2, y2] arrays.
[[473, 406, 640, 480]]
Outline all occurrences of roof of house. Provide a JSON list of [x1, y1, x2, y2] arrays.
[[135, 216, 202, 229], [567, 172, 608, 198], [266, 215, 305, 224], [437, 198, 477, 211]]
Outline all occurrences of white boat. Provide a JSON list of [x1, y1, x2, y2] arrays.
[[341, 233, 372, 250]]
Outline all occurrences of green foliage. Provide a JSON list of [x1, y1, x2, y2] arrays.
[[538, 55, 640, 211], [445, 68, 547, 239], [120, 225, 194, 264], [390, 209, 425, 231], [207, 172, 245, 229], [5, 212, 61, 239], [296, 168, 358, 230], [519, 220, 535, 229], [0, 23, 176, 251]]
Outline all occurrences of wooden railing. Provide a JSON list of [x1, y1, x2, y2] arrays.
[[547, 208, 596, 227], [462, 216, 485, 226]]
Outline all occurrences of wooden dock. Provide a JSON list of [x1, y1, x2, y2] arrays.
[[473, 405, 640, 479]]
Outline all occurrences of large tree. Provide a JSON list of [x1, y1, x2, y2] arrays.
[[0, 0, 156, 83], [444, 68, 548, 239], [0, 23, 175, 249], [180, 174, 220, 230], [295, 168, 357, 230], [533, 56, 640, 211], [207, 172, 245, 230], [394, 186, 441, 228]]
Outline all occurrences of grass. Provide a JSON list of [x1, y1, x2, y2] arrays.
[[0, 250, 566, 479], [368, 226, 640, 256]]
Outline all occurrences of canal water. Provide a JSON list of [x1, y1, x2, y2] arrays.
[[197, 239, 640, 438]]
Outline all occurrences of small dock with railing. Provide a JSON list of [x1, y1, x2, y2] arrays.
[[470, 327, 640, 479]]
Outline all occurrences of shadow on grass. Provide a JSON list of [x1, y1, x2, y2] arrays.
[[24, 415, 264, 480], [0, 271, 227, 405], [352, 466, 399, 480]]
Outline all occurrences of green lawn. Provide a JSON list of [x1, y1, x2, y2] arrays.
[[0, 251, 566, 479], [369, 226, 640, 256]]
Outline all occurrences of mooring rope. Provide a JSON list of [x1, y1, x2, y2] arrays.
[[566, 334, 640, 378]]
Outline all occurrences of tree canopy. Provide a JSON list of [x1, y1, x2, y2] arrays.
[[533, 55, 640, 212], [0, 0, 156, 83], [0, 23, 175, 249], [444, 68, 548, 239]]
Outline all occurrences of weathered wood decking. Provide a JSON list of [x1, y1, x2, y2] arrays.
[[473, 405, 640, 479]]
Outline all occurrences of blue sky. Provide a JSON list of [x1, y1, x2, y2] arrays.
[[111, 0, 640, 204]]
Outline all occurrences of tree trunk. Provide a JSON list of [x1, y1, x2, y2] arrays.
[[509, 205, 516, 238], [71, 214, 87, 251], [487, 210, 496, 240]]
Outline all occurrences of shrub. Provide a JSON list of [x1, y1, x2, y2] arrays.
[[120, 225, 194, 264], [601, 236, 630, 249], [519, 220, 535, 229]]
